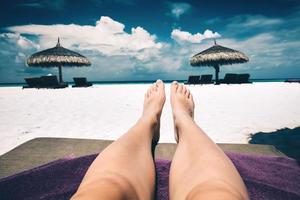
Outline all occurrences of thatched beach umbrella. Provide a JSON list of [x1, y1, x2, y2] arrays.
[[190, 40, 249, 84], [27, 38, 91, 83]]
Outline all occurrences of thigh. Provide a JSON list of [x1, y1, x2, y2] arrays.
[[186, 181, 244, 200], [71, 174, 139, 200]]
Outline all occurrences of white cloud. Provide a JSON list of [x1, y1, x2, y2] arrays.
[[2, 17, 180, 83], [244, 17, 282, 27], [0, 33, 39, 50], [1, 12, 299, 83], [203, 30, 221, 39], [15, 52, 26, 64], [0, 33, 47, 83], [18, 0, 65, 10], [171, 29, 221, 44], [89, 0, 136, 6], [169, 2, 191, 19], [226, 15, 283, 30], [206, 33, 300, 71], [8, 16, 163, 61]]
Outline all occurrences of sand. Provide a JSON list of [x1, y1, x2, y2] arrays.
[[0, 82, 300, 156]]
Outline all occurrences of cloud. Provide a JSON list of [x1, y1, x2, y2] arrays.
[[171, 29, 221, 44], [168, 2, 191, 19], [222, 15, 284, 37], [1, 17, 179, 82], [17, 3, 44, 8], [203, 32, 300, 73], [7, 16, 163, 61], [89, 0, 136, 6], [209, 15, 283, 28], [211, 12, 300, 74], [235, 15, 283, 28], [169, 9, 300, 77], [0, 33, 47, 83], [18, 0, 65, 10], [0, 33, 39, 50], [1, 10, 299, 83]]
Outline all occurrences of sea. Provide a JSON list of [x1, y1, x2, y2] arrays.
[[0, 79, 290, 87]]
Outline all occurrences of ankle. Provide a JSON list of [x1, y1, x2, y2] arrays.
[[139, 114, 159, 128], [174, 111, 194, 125], [174, 114, 195, 135]]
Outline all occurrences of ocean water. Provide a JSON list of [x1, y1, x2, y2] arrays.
[[0, 79, 290, 87]]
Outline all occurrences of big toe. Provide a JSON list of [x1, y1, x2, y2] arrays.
[[156, 79, 163, 85], [156, 81, 165, 101], [156, 79, 164, 90]]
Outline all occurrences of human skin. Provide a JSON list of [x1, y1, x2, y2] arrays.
[[169, 81, 249, 200], [71, 80, 165, 200], [71, 80, 249, 200]]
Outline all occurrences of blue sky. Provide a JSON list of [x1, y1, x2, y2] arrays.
[[0, 0, 299, 82]]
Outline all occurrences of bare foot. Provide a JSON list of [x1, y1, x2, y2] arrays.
[[142, 79, 166, 144], [170, 81, 195, 142]]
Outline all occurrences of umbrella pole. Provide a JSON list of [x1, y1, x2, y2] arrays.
[[58, 66, 63, 83], [214, 65, 220, 85]]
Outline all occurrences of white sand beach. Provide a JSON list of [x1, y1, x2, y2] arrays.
[[0, 82, 300, 156]]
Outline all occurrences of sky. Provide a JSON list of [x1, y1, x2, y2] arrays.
[[0, 0, 299, 83]]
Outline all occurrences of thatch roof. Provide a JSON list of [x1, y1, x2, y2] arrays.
[[27, 39, 91, 67], [190, 44, 249, 67]]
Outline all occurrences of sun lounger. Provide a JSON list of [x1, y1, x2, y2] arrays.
[[0, 149, 298, 200], [23, 77, 42, 89], [72, 77, 93, 87], [237, 73, 252, 84], [285, 79, 300, 83], [0, 137, 286, 179], [2, 138, 296, 200], [199, 74, 213, 84], [220, 73, 238, 84], [184, 75, 200, 84], [220, 73, 252, 84], [40, 76, 68, 89]]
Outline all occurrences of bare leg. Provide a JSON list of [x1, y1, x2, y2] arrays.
[[169, 82, 249, 200], [71, 80, 166, 200]]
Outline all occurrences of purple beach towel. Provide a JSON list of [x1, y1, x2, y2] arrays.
[[0, 152, 299, 200]]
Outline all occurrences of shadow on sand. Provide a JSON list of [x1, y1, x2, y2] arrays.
[[249, 126, 300, 161]]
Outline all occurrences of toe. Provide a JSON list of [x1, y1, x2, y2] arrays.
[[189, 93, 194, 103], [186, 89, 190, 98], [156, 79, 163, 85], [182, 86, 187, 94], [152, 84, 157, 92], [177, 84, 183, 93], [156, 79, 164, 89], [147, 88, 152, 96], [171, 81, 178, 94]]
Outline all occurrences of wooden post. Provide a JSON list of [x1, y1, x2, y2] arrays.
[[58, 66, 63, 83], [214, 65, 220, 85]]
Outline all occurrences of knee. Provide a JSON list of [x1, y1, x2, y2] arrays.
[[73, 173, 139, 200], [186, 181, 247, 200], [99, 173, 140, 200]]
